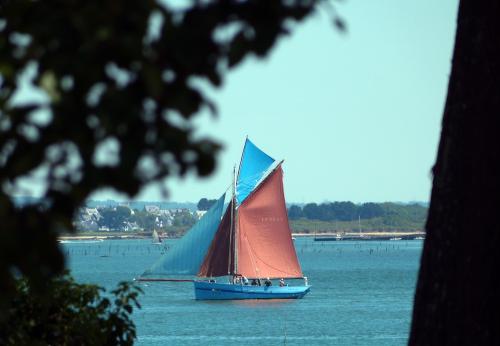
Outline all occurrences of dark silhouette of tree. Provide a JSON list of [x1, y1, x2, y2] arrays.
[[287, 204, 303, 219], [99, 206, 132, 230], [330, 201, 357, 221], [317, 203, 333, 220], [0, 273, 141, 345], [287, 202, 425, 227], [303, 202, 320, 219], [410, 1, 500, 344], [0, 0, 339, 306], [172, 209, 197, 227], [197, 198, 217, 211], [131, 209, 157, 231], [359, 202, 383, 219]]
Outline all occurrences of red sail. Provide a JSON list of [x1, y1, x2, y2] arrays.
[[236, 165, 303, 278], [197, 200, 235, 277]]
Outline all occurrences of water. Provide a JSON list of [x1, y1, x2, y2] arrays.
[[64, 238, 422, 345]]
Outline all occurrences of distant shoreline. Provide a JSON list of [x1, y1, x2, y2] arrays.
[[59, 230, 424, 241], [293, 231, 425, 237]]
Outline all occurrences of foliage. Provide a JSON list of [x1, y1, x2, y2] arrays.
[[290, 216, 424, 233], [172, 209, 198, 227], [288, 202, 427, 230], [302, 203, 319, 220], [197, 198, 217, 211], [0, 272, 142, 346], [380, 203, 427, 227], [99, 206, 133, 230], [301, 201, 360, 221], [0, 0, 334, 300], [288, 204, 303, 219], [359, 202, 384, 219]]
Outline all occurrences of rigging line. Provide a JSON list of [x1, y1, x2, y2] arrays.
[[235, 165, 280, 204], [236, 168, 276, 188], [220, 182, 232, 196], [237, 170, 268, 183], [235, 137, 248, 181], [238, 161, 284, 205], [236, 156, 277, 186]]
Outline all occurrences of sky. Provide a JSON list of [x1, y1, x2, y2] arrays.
[[13, 0, 460, 204], [130, 0, 460, 204]]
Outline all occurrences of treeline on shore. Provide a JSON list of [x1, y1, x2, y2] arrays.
[[287, 202, 427, 232], [75, 200, 427, 235], [199, 199, 428, 233]]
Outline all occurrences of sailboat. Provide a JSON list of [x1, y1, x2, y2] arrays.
[[152, 229, 162, 244], [140, 138, 310, 300]]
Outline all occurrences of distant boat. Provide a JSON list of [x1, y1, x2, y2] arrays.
[[389, 237, 402, 241], [152, 230, 162, 244], [414, 236, 425, 240], [140, 138, 310, 300]]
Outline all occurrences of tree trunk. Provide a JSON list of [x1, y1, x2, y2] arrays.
[[410, 1, 500, 345]]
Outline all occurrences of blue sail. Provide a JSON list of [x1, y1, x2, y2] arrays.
[[236, 139, 275, 204], [144, 194, 225, 275]]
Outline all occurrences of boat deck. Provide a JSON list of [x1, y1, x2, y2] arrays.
[[194, 281, 310, 300]]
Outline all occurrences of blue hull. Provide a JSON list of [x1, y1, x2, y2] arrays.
[[193, 281, 310, 300]]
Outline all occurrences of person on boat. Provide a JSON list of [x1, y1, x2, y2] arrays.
[[264, 278, 272, 287], [242, 276, 249, 285], [251, 279, 258, 286], [279, 278, 286, 287]]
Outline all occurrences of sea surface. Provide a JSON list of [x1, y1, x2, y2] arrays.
[[64, 238, 422, 345]]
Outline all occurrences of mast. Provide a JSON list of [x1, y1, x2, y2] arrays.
[[228, 165, 235, 275], [232, 136, 247, 276], [233, 167, 238, 275]]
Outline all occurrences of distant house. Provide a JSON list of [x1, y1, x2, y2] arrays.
[[76, 208, 102, 226], [78, 220, 99, 232], [99, 225, 110, 232], [159, 209, 171, 217], [121, 221, 141, 232], [145, 205, 161, 215], [196, 210, 207, 218], [85, 208, 102, 221], [158, 213, 174, 227]]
